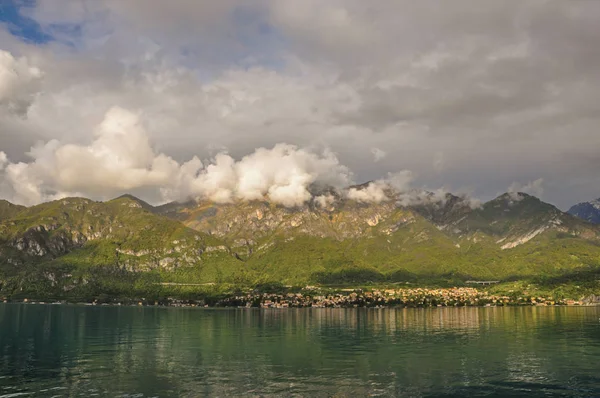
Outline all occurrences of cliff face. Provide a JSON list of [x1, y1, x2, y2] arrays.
[[166, 198, 409, 240], [10, 224, 87, 257]]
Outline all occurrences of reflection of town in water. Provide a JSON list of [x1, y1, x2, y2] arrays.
[[0, 304, 598, 397], [254, 305, 594, 335]]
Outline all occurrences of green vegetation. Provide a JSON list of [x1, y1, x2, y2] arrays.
[[0, 192, 599, 302], [0, 200, 26, 221]]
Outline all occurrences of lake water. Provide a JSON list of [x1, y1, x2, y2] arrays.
[[0, 304, 599, 397]]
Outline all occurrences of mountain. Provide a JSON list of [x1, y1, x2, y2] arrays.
[[153, 189, 600, 282], [161, 191, 598, 250], [0, 200, 25, 221], [0, 196, 240, 299], [411, 192, 474, 228], [113, 194, 156, 212], [1, 189, 600, 299], [568, 198, 600, 224], [448, 192, 599, 246]]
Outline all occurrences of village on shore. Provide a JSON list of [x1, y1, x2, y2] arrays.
[[8, 286, 595, 308], [209, 287, 598, 308]]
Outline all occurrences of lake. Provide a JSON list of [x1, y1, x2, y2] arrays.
[[0, 304, 599, 397]]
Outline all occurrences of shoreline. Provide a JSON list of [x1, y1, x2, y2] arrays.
[[2, 301, 599, 309], [4, 286, 599, 308]]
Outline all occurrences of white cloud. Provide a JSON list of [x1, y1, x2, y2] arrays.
[[182, 143, 353, 207], [371, 147, 386, 162], [508, 178, 544, 200], [2, 107, 184, 204], [1, 2, 600, 209], [347, 180, 390, 203], [314, 193, 336, 208], [0, 152, 7, 170], [0, 50, 43, 115], [346, 170, 414, 204], [0, 107, 355, 207]]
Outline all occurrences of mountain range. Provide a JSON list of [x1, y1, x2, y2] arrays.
[[1, 187, 600, 299]]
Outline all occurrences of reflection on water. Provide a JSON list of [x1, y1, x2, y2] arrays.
[[0, 304, 598, 397]]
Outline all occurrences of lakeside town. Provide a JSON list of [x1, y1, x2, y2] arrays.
[[7, 287, 598, 308], [213, 287, 599, 308]]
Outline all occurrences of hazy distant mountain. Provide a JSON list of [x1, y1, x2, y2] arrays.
[[568, 198, 600, 224]]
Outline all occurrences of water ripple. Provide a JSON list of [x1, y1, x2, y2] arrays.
[[0, 305, 598, 397]]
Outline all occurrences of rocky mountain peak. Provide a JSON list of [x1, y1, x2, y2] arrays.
[[568, 197, 600, 224], [110, 194, 155, 211]]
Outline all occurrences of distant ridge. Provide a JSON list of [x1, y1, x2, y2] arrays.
[[568, 198, 600, 224]]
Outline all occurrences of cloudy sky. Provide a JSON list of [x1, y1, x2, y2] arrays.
[[0, 1, 599, 209]]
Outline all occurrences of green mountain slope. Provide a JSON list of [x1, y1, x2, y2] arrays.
[[0, 196, 242, 299], [0, 200, 25, 221], [0, 189, 599, 300], [451, 193, 598, 245], [154, 190, 600, 282]]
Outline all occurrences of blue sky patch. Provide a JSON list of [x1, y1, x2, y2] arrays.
[[0, 0, 52, 44]]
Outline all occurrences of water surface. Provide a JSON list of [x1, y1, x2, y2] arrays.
[[0, 304, 599, 397]]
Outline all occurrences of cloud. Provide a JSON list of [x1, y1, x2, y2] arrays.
[[1, 107, 183, 204], [345, 171, 484, 209], [3, 104, 470, 209], [508, 178, 544, 200], [346, 170, 414, 204], [314, 193, 336, 208], [371, 147, 386, 162], [1, 2, 600, 209], [176, 143, 354, 207], [452, 187, 483, 209], [0, 107, 355, 207], [433, 152, 444, 173], [0, 50, 43, 115], [347, 180, 390, 204]]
